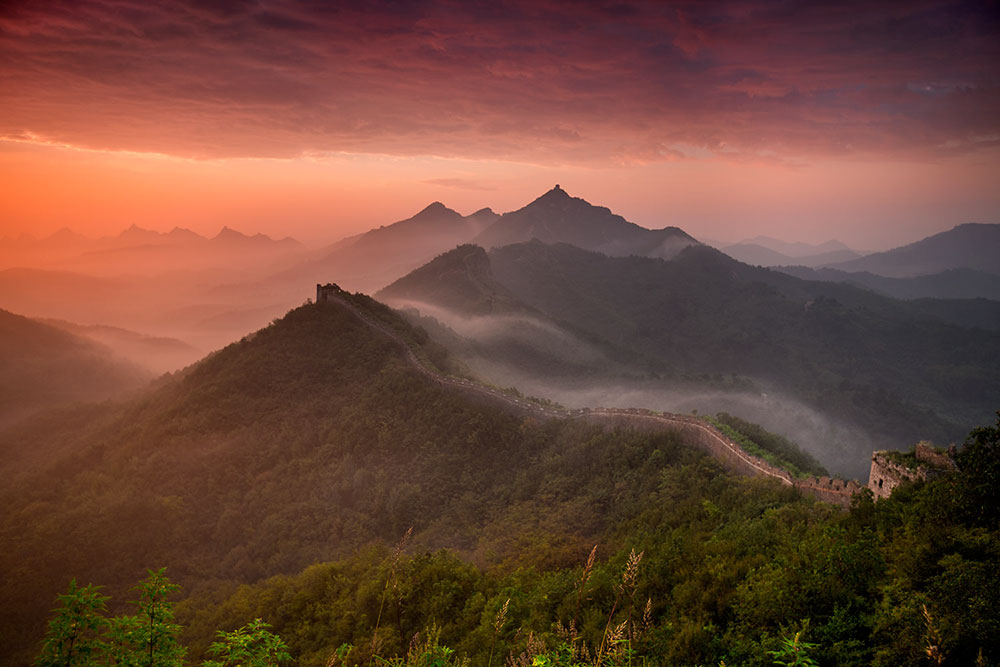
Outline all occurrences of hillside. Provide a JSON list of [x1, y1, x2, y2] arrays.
[[275, 204, 500, 295], [377, 245, 698, 393], [40, 318, 202, 374], [169, 417, 998, 667], [472, 185, 699, 259], [0, 309, 151, 427], [383, 242, 1000, 474], [0, 293, 735, 663], [777, 265, 1000, 302], [378, 244, 526, 316], [491, 242, 1000, 447], [6, 292, 998, 666], [826, 222, 1000, 277]]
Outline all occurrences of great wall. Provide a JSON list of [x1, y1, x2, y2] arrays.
[[316, 283, 875, 508]]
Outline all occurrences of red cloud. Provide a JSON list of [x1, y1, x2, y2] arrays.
[[0, 0, 997, 163]]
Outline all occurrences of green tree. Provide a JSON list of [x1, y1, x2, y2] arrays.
[[203, 618, 291, 667], [106, 568, 186, 667], [767, 631, 818, 667], [34, 579, 109, 667], [954, 412, 1000, 528]]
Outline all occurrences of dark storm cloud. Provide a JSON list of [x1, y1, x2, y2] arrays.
[[1, 0, 997, 162]]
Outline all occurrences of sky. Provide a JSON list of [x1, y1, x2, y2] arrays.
[[1, 0, 998, 249]]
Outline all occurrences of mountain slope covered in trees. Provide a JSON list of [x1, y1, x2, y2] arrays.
[[0, 308, 151, 427], [0, 293, 720, 663], [379, 242, 1000, 473], [7, 289, 999, 667]]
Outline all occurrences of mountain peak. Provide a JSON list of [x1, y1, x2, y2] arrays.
[[420, 201, 449, 214], [213, 226, 249, 241], [378, 244, 526, 316], [539, 184, 569, 200], [519, 184, 580, 211], [404, 201, 464, 223], [167, 226, 203, 240], [119, 224, 156, 239]]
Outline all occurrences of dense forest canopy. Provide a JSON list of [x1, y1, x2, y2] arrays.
[[6, 293, 998, 665], [30, 416, 1000, 666]]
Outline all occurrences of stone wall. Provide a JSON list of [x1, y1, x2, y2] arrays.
[[574, 410, 796, 487], [915, 441, 957, 472], [867, 453, 918, 501], [795, 476, 861, 507]]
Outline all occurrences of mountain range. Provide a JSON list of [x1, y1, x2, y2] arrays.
[[822, 222, 1000, 277], [379, 240, 1000, 477], [276, 203, 500, 295], [719, 242, 860, 268], [472, 185, 700, 259], [776, 266, 1000, 305], [0, 224, 305, 277], [2, 187, 998, 665], [0, 294, 713, 661]]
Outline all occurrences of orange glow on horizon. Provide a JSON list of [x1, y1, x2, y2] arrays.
[[2, 137, 998, 253]]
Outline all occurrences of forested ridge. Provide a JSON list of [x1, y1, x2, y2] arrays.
[[485, 241, 1000, 452], [377, 241, 1000, 480], [0, 296, 763, 662], [7, 294, 999, 666], [31, 417, 1000, 666]]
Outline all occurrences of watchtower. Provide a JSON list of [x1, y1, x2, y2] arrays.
[[316, 283, 344, 303], [867, 441, 957, 500]]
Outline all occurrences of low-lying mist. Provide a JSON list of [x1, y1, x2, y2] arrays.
[[392, 300, 878, 481]]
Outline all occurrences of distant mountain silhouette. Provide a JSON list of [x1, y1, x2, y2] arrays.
[[39, 227, 91, 247], [777, 265, 1000, 303], [0, 308, 151, 427], [0, 224, 305, 277], [117, 224, 167, 245], [343, 202, 497, 257], [211, 226, 301, 248], [720, 243, 860, 268], [739, 236, 854, 257], [39, 318, 202, 374], [472, 185, 699, 259], [281, 203, 499, 294], [0, 266, 288, 354], [826, 223, 1000, 277]]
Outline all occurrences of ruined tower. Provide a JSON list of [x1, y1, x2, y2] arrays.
[[867, 441, 957, 500]]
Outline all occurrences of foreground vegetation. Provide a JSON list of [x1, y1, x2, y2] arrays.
[[34, 416, 1000, 666]]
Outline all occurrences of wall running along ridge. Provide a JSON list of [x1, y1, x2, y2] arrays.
[[317, 283, 864, 507]]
